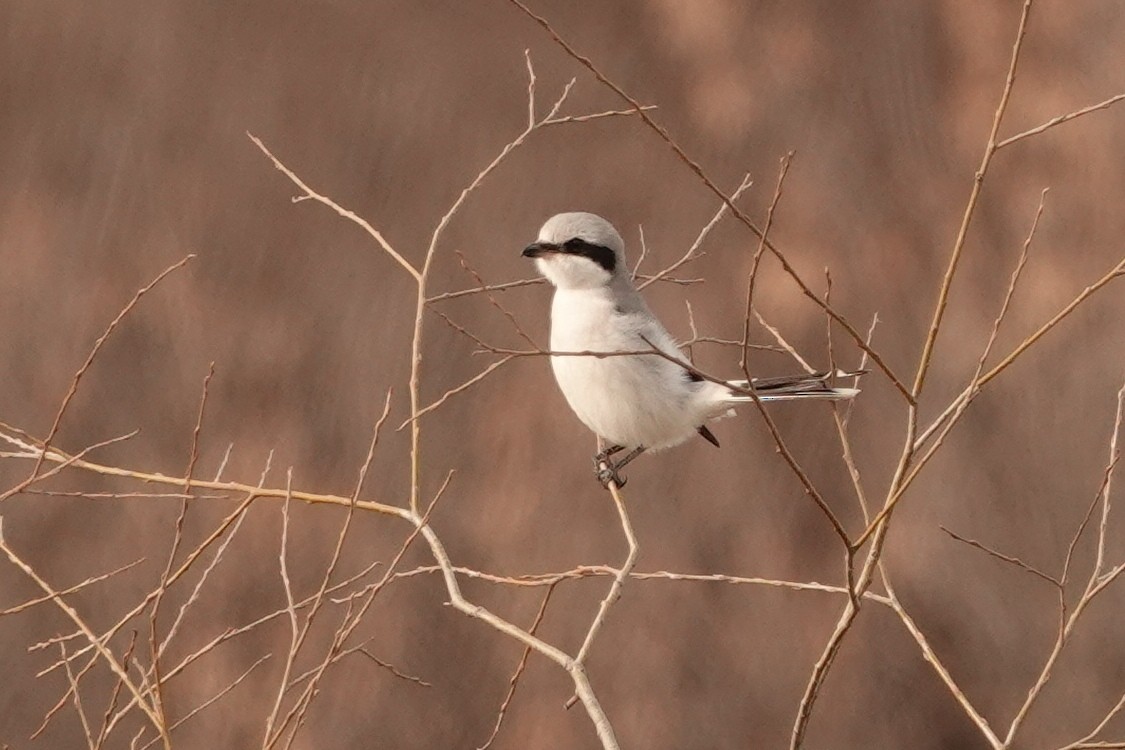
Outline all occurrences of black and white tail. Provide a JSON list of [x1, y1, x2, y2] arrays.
[[725, 370, 861, 402]]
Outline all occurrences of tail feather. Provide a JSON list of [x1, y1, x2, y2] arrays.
[[724, 369, 862, 402]]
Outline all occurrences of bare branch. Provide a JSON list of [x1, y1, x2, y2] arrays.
[[427, 277, 545, 303], [882, 576, 1003, 748], [741, 154, 792, 380], [998, 93, 1125, 149], [0, 518, 169, 747], [911, 0, 1033, 401], [1093, 381, 1124, 577], [25, 255, 194, 483], [478, 582, 558, 750], [542, 104, 658, 126], [638, 172, 754, 289], [939, 525, 1060, 587], [356, 649, 431, 688], [574, 482, 637, 666], [248, 133, 420, 281], [0, 558, 143, 617]]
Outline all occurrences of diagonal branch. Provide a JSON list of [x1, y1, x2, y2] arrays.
[[997, 93, 1125, 149], [911, 0, 1033, 400], [248, 134, 420, 281], [25, 255, 194, 484], [0, 518, 169, 747]]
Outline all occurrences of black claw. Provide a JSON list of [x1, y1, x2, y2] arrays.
[[591, 445, 642, 489], [592, 455, 627, 489], [595, 465, 626, 489]]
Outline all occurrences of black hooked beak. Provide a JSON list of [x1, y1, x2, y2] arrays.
[[522, 242, 558, 258]]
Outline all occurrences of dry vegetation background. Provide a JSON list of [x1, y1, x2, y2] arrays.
[[1, 1, 1124, 748]]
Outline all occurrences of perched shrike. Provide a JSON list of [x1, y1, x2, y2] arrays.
[[523, 211, 859, 487]]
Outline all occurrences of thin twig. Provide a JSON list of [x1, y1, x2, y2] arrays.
[[427, 277, 545, 302], [95, 631, 138, 749], [26, 256, 194, 483], [137, 655, 271, 750], [405, 53, 582, 517], [913, 188, 1045, 451], [1093, 382, 1124, 577], [1002, 385, 1125, 747], [0, 430, 140, 502], [149, 363, 215, 726], [939, 526, 1060, 587], [1061, 460, 1114, 589], [478, 582, 559, 750], [249, 134, 419, 281], [882, 577, 1003, 748], [266, 475, 453, 750], [754, 310, 815, 375], [631, 225, 648, 280], [262, 470, 299, 747], [0, 558, 144, 617], [455, 250, 538, 348], [913, 255, 1124, 454], [415, 511, 621, 748], [997, 93, 1125, 149], [1054, 691, 1125, 750], [60, 641, 96, 750], [638, 172, 754, 289], [338, 562, 891, 603], [741, 154, 792, 380], [861, 256, 1125, 549], [357, 649, 432, 688], [574, 482, 637, 666], [911, 0, 1033, 401], [542, 104, 658, 126], [406, 356, 518, 426], [0, 518, 169, 746]]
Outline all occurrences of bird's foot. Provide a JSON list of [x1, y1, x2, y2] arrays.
[[591, 445, 644, 489], [592, 455, 627, 489]]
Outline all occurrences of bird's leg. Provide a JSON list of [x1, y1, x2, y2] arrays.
[[613, 446, 645, 471], [594, 444, 626, 464], [593, 445, 646, 488]]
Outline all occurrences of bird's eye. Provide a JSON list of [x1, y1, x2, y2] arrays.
[[563, 238, 588, 251]]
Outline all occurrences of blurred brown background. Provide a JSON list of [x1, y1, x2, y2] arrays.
[[1, 1, 1123, 748]]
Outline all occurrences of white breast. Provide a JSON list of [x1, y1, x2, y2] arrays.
[[548, 288, 720, 449]]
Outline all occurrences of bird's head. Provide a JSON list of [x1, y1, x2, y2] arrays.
[[522, 212, 626, 290]]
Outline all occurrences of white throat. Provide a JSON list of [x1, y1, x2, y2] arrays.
[[535, 255, 613, 290]]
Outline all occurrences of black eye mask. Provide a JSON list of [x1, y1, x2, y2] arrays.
[[561, 237, 616, 273]]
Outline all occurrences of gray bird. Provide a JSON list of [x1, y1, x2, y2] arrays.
[[523, 212, 858, 486]]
